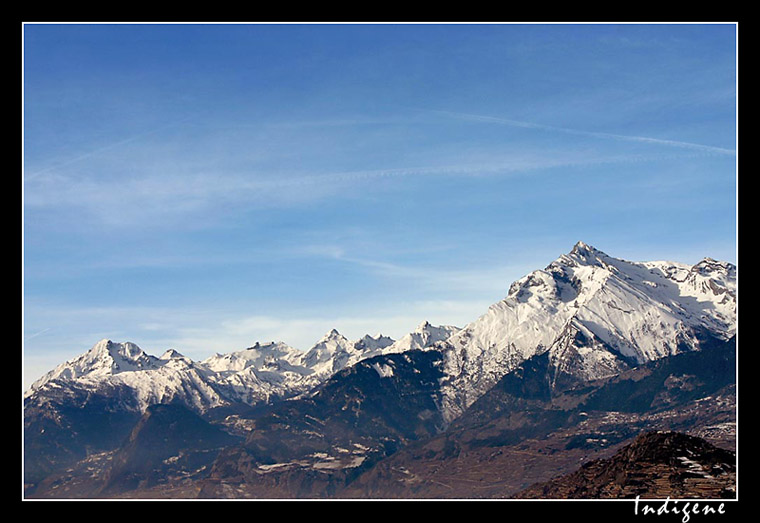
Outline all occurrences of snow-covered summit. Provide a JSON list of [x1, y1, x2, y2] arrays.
[[159, 349, 185, 360], [384, 321, 460, 354], [301, 329, 401, 377], [440, 242, 737, 421], [25, 338, 228, 411], [302, 329, 354, 373], [201, 341, 305, 374], [355, 333, 395, 351], [28, 339, 162, 393]]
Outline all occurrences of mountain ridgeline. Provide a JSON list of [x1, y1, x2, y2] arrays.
[[23, 242, 737, 499]]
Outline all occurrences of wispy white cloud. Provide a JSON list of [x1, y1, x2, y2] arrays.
[[25, 146, 702, 230], [24, 114, 198, 182], [299, 245, 528, 297], [23, 328, 50, 341], [431, 109, 736, 156]]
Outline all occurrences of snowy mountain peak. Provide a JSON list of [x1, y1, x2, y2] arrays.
[[415, 320, 432, 331], [159, 349, 185, 360], [27, 339, 162, 397], [561, 241, 614, 269], [571, 240, 599, 254], [75, 339, 159, 373], [440, 243, 737, 422], [355, 333, 395, 351], [691, 257, 736, 281], [242, 340, 297, 354], [320, 328, 346, 342], [302, 329, 353, 372], [384, 322, 460, 355]]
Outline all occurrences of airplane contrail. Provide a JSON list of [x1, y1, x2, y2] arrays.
[[24, 114, 198, 181], [24, 328, 50, 341], [431, 109, 736, 156]]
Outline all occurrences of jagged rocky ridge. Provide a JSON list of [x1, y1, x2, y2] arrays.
[[23, 242, 737, 498]]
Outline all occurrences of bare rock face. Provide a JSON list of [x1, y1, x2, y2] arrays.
[[99, 403, 242, 495]]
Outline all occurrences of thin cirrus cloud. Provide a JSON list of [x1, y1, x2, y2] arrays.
[[23, 114, 199, 183], [430, 109, 736, 156], [303, 245, 529, 295], [24, 99, 736, 232], [23, 145, 705, 229], [25, 106, 733, 200]]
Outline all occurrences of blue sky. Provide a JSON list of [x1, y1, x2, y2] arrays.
[[23, 23, 737, 389]]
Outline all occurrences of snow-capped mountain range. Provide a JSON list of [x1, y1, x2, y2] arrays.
[[24, 242, 736, 424], [25, 321, 460, 412]]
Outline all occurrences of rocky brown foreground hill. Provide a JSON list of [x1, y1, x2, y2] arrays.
[[514, 431, 735, 499]]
